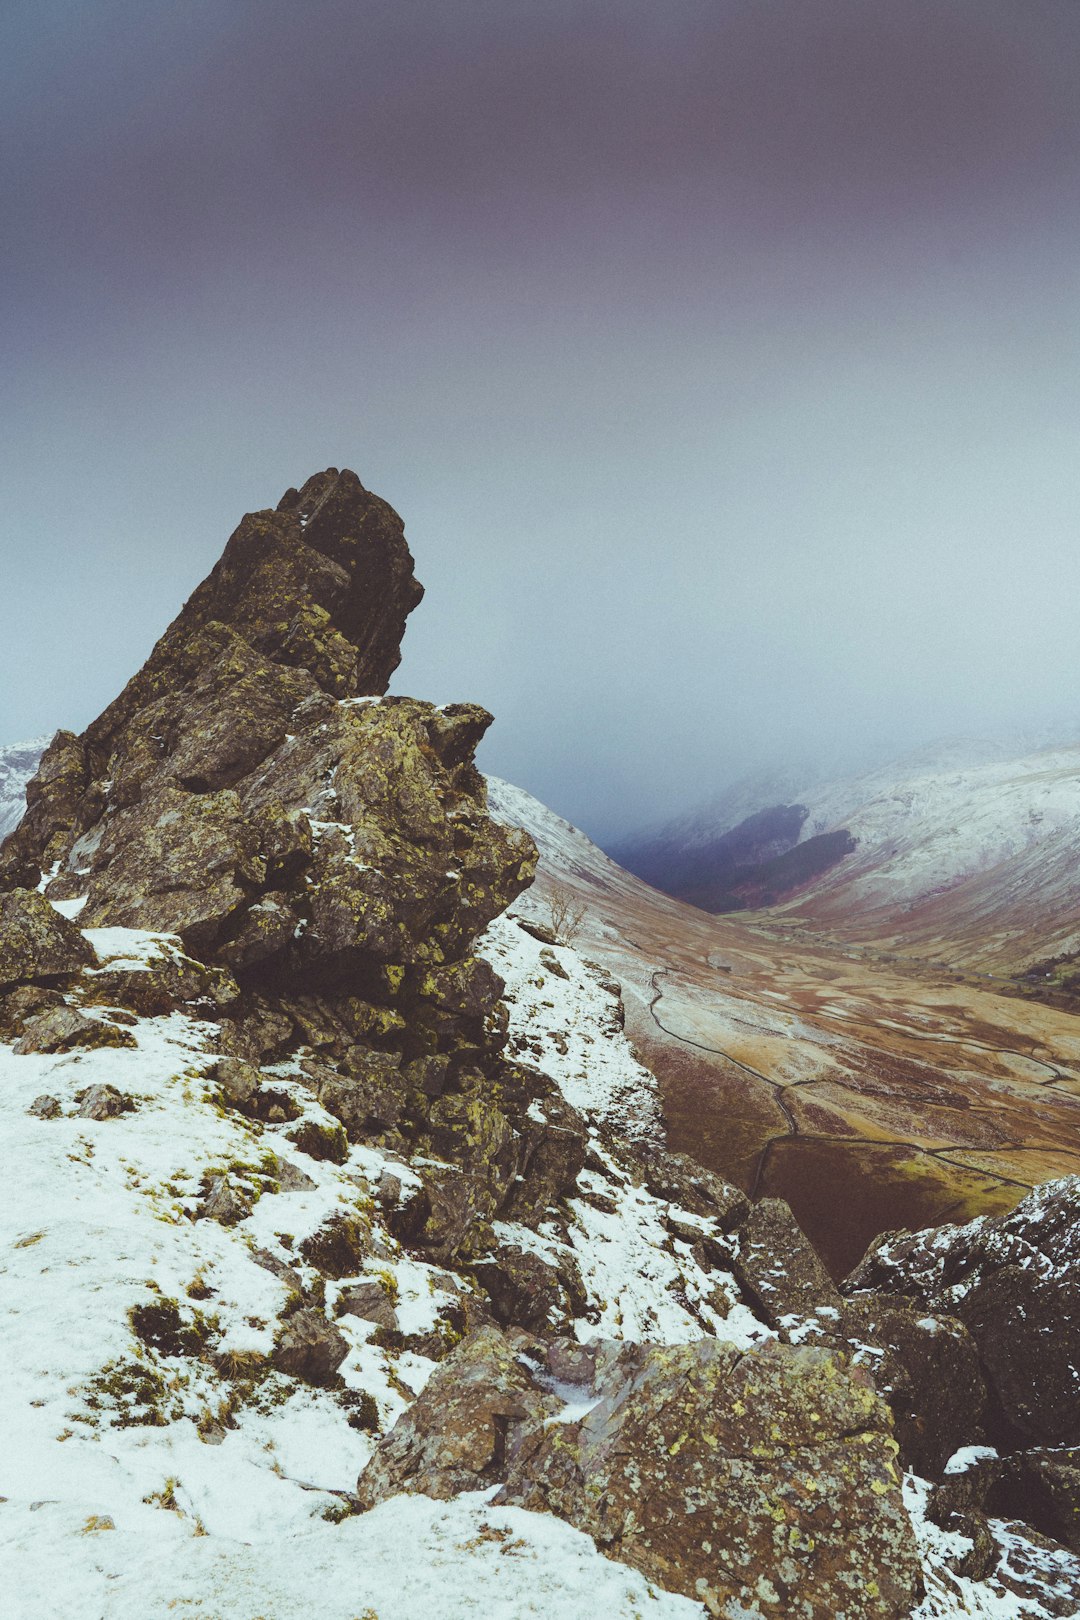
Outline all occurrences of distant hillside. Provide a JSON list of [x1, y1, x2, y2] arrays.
[[0, 737, 47, 839], [613, 738, 1080, 974]]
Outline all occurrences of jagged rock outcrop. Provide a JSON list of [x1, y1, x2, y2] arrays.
[[358, 1325, 922, 1618], [0, 472, 561, 1275], [1, 491, 529, 1034], [846, 1178, 1080, 1452], [0, 469, 530, 984], [9, 466, 1076, 1614]]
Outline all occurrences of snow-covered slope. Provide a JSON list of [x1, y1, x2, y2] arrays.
[[1, 918, 762, 1618], [485, 775, 636, 895], [612, 739, 1080, 973], [0, 736, 47, 839], [779, 743, 1080, 969]]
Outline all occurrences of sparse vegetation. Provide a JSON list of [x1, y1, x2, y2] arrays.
[[543, 883, 586, 946], [142, 1477, 182, 1513], [81, 1357, 175, 1428], [129, 1296, 217, 1358], [340, 1388, 381, 1432]]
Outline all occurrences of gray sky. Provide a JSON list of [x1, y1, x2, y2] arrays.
[[4, 0, 1080, 841]]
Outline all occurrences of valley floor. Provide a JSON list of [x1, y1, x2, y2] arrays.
[[493, 781, 1080, 1277]]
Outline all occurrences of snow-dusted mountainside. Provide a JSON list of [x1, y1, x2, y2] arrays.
[[614, 739, 1080, 974], [1, 921, 743, 1620], [0, 736, 47, 839], [6, 462, 1080, 1620]]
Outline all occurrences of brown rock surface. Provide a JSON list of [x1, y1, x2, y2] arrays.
[[14, 1005, 136, 1055], [355, 1326, 547, 1506], [733, 1196, 843, 1326], [498, 1336, 921, 1620], [272, 1309, 349, 1386], [839, 1297, 986, 1478], [0, 889, 94, 987]]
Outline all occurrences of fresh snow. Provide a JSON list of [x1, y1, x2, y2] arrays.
[[904, 1473, 1080, 1619], [0, 989, 703, 1618], [0, 735, 48, 840], [4, 1490, 701, 1620], [477, 910, 771, 1349], [478, 910, 662, 1139], [0, 914, 768, 1616]]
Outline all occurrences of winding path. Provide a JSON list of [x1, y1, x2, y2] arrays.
[[645, 966, 1075, 1205]]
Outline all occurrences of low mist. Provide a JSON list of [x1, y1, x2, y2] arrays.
[[4, 0, 1080, 843]]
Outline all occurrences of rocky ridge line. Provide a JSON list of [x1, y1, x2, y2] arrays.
[[2, 471, 1079, 1618]]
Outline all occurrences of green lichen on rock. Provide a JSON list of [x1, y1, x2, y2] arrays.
[[300, 1212, 372, 1278], [0, 888, 94, 988], [496, 1336, 921, 1619]]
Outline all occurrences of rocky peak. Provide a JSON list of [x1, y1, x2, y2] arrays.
[[0, 471, 527, 978], [99, 465, 424, 729], [4, 472, 1080, 1618]]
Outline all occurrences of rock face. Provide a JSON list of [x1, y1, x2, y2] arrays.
[[846, 1178, 1080, 1451], [358, 1327, 922, 1619], [7, 467, 1079, 1615]]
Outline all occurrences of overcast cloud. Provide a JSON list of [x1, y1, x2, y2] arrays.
[[3, 0, 1080, 840]]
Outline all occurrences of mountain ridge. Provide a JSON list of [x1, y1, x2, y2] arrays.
[[5, 477, 1080, 1616], [613, 738, 1080, 976]]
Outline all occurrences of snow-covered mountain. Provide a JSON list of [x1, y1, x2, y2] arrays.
[[614, 738, 1080, 974], [0, 736, 47, 839], [5, 448, 1080, 1620]]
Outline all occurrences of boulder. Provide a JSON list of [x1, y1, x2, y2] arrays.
[[209, 1057, 262, 1110], [733, 1197, 843, 1327], [27, 1094, 61, 1119], [0, 890, 94, 987], [311, 1049, 405, 1138], [336, 1282, 398, 1331], [839, 1297, 986, 1477], [85, 950, 240, 1019], [252, 1248, 303, 1293], [76, 1084, 133, 1120], [288, 1114, 349, 1163], [199, 1174, 255, 1227], [997, 1448, 1080, 1554], [274, 1158, 317, 1194], [498, 1337, 921, 1620], [299, 1212, 371, 1278], [413, 1163, 496, 1263], [0, 983, 65, 1036], [500, 1079, 588, 1225], [14, 1005, 136, 1055], [272, 1309, 349, 1386], [638, 1147, 749, 1230], [473, 1242, 585, 1333], [75, 785, 265, 950], [355, 1326, 547, 1506]]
